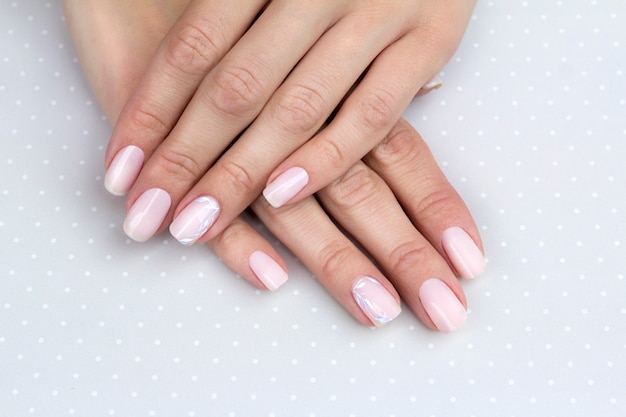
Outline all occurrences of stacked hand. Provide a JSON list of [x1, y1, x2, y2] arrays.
[[65, 0, 484, 332]]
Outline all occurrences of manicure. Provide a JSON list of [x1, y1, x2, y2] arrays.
[[263, 167, 309, 208], [248, 251, 288, 291], [169, 196, 220, 245], [123, 188, 171, 242], [419, 278, 467, 333], [422, 75, 443, 91], [442, 227, 485, 279], [352, 276, 402, 327], [105, 145, 144, 196]]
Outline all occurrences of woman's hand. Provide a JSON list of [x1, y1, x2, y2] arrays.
[[64, 0, 484, 331], [101, 0, 476, 244]]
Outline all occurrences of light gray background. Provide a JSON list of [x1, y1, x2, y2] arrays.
[[1, 1, 625, 416]]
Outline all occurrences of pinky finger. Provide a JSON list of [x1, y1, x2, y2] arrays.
[[207, 214, 289, 292]]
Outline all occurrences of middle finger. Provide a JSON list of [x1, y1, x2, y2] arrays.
[[121, 1, 340, 242], [170, 10, 405, 244]]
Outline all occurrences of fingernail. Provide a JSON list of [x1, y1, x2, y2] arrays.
[[415, 76, 443, 97], [442, 227, 485, 279], [423, 76, 443, 91], [123, 188, 171, 242], [249, 251, 288, 291], [352, 276, 401, 327], [169, 196, 220, 245], [263, 167, 309, 208], [419, 278, 467, 333], [105, 145, 144, 196]]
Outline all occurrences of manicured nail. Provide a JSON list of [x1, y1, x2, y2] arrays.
[[442, 227, 485, 279], [352, 276, 401, 327], [249, 251, 288, 291], [105, 145, 144, 196], [123, 188, 171, 242], [169, 196, 220, 245], [419, 278, 467, 333], [423, 75, 443, 91], [263, 167, 309, 208]]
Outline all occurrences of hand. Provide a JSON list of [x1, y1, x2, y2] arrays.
[[65, 0, 485, 331], [100, 0, 476, 245]]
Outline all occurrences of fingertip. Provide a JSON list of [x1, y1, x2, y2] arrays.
[[123, 188, 172, 242], [442, 227, 485, 279], [263, 167, 309, 208], [104, 145, 144, 196], [418, 278, 467, 334], [351, 276, 402, 327], [248, 250, 289, 292]]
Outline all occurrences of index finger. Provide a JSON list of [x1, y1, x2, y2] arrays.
[[104, 0, 265, 195]]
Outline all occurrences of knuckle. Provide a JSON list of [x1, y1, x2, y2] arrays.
[[319, 241, 356, 279], [273, 83, 327, 134], [414, 187, 457, 219], [218, 159, 257, 196], [129, 102, 170, 138], [359, 89, 398, 134], [165, 20, 223, 75], [213, 217, 249, 250], [369, 123, 424, 168], [388, 241, 430, 276], [318, 137, 349, 172], [327, 164, 380, 210], [210, 64, 264, 117], [154, 145, 202, 181]]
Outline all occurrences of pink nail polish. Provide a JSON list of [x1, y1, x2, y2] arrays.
[[419, 278, 467, 333], [123, 188, 171, 242], [105, 145, 144, 196], [352, 277, 401, 327], [442, 227, 485, 279], [263, 167, 309, 208], [249, 251, 288, 291], [169, 196, 220, 245]]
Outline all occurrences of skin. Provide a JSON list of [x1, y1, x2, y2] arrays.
[[97, 0, 477, 245], [64, 0, 483, 330]]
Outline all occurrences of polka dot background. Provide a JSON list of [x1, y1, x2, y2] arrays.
[[1, 1, 624, 417]]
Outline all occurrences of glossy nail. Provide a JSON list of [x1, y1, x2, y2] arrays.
[[249, 251, 288, 291], [352, 276, 401, 327], [123, 188, 171, 242], [105, 145, 144, 196], [442, 227, 485, 279], [419, 278, 467, 333], [263, 167, 309, 208], [169, 196, 220, 245]]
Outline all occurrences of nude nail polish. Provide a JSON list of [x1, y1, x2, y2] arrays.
[[422, 75, 443, 91], [123, 188, 171, 242], [419, 278, 467, 333], [248, 251, 288, 291], [442, 227, 485, 279], [352, 276, 402, 327], [105, 145, 144, 196], [263, 167, 309, 208], [169, 196, 220, 245]]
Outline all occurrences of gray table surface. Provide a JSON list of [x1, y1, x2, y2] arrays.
[[1, 1, 625, 416]]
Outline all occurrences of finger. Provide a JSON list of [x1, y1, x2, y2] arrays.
[[104, 0, 266, 195], [169, 11, 405, 244], [364, 119, 485, 279], [316, 160, 467, 333], [262, 12, 474, 208], [121, 1, 339, 242], [251, 197, 402, 328], [415, 76, 443, 97], [207, 215, 288, 292]]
